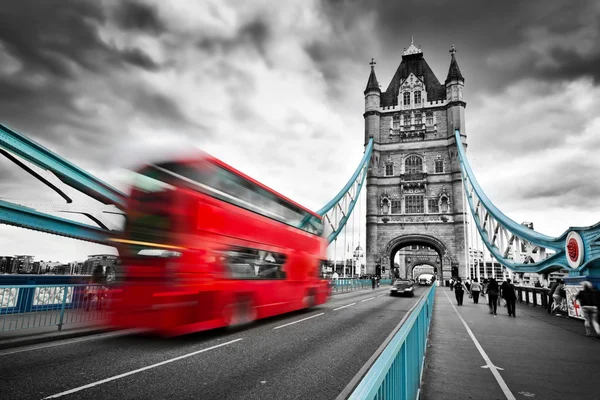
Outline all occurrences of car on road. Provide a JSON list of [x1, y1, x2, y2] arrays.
[[390, 279, 415, 297]]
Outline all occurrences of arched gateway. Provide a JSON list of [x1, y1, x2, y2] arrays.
[[363, 41, 468, 283]]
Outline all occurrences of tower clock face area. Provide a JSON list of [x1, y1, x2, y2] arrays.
[[364, 41, 467, 283]]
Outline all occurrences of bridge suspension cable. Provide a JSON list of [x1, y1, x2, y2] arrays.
[[454, 129, 600, 274], [317, 138, 373, 245]]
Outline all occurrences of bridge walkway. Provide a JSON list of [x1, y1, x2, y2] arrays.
[[420, 287, 600, 400]]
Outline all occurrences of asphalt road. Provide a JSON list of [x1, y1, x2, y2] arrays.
[[0, 285, 426, 400]]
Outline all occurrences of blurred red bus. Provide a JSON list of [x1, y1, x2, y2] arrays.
[[109, 154, 329, 335]]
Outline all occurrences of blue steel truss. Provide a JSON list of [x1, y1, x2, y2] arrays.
[[317, 138, 373, 244], [0, 124, 125, 244], [455, 129, 600, 275]]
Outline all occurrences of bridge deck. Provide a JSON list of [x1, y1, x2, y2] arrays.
[[420, 287, 600, 400]]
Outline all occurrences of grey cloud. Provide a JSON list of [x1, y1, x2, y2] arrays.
[[196, 19, 271, 59], [321, 0, 600, 92], [114, 0, 165, 34], [507, 159, 600, 210], [120, 47, 161, 71]]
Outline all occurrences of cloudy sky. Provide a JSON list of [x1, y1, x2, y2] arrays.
[[1, 0, 599, 262]]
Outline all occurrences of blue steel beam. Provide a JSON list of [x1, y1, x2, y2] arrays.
[[318, 138, 373, 244], [0, 199, 112, 245], [454, 129, 600, 274], [0, 123, 127, 208]]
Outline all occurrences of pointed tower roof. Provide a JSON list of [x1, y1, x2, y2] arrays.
[[381, 40, 446, 107], [364, 58, 380, 95], [445, 45, 464, 84]]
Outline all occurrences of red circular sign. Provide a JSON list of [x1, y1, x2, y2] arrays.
[[567, 238, 579, 262]]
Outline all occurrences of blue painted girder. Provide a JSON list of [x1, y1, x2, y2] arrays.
[[0, 123, 127, 208], [317, 138, 373, 244], [0, 200, 113, 244], [454, 129, 600, 274]]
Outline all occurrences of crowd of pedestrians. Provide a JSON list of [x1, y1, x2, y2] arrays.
[[448, 276, 600, 337]]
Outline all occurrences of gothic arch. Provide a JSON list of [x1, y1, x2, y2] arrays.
[[408, 260, 438, 279], [385, 234, 454, 273]]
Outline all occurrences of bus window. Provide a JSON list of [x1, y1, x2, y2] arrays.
[[224, 246, 287, 280]]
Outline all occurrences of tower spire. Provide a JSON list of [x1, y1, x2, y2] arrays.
[[364, 58, 380, 94], [445, 45, 464, 83]]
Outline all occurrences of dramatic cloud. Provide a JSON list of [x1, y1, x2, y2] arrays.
[[0, 0, 599, 261]]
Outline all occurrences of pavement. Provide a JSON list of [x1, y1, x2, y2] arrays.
[[0, 285, 425, 400], [420, 287, 600, 400]]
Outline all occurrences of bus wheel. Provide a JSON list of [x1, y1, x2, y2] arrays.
[[304, 290, 316, 308], [227, 296, 255, 328]]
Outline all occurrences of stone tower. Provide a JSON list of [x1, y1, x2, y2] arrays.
[[363, 41, 468, 283]]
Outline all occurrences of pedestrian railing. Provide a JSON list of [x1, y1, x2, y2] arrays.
[[0, 284, 110, 332], [348, 284, 436, 400], [331, 279, 393, 293]]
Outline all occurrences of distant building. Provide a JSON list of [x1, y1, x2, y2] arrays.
[[83, 254, 119, 276]]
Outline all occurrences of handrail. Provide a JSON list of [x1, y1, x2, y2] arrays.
[[348, 285, 436, 399]]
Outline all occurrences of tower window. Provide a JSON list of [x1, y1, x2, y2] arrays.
[[405, 195, 424, 214], [414, 113, 422, 126], [428, 199, 439, 213], [435, 159, 444, 173], [426, 112, 433, 125], [403, 114, 411, 127], [391, 200, 401, 214], [403, 92, 410, 106], [385, 163, 394, 176], [414, 91, 421, 105], [405, 155, 423, 174], [392, 114, 400, 130]]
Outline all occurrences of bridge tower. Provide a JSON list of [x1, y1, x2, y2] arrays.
[[364, 40, 468, 283]]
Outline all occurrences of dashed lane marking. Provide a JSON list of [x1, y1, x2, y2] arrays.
[[333, 303, 357, 311], [42, 338, 243, 399], [360, 297, 376, 302], [273, 313, 324, 330]]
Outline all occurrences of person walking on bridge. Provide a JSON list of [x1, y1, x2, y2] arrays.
[[501, 278, 517, 317], [487, 278, 499, 316], [454, 277, 465, 306], [470, 278, 482, 304], [575, 281, 600, 338]]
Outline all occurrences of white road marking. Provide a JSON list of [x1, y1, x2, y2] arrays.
[[377, 293, 387, 298], [333, 303, 356, 311], [360, 297, 375, 302], [0, 329, 144, 357], [443, 290, 516, 400], [273, 313, 324, 330], [42, 338, 243, 399]]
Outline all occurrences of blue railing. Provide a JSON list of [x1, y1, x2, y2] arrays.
[[331, 279, 393, 293], [348, 284, 436, 399], [0, 284, 110, 332]]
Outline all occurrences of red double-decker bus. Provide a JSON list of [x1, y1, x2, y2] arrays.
[[109, 153, 329, 336]]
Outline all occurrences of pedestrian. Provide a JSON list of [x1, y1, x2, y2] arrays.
[[501, 278, 517, 317], [454, 277, 465, 306], [575, 281, 600, 338], [487, 278, 499, 316], [552, 280, 566, 314], [371, 276, 376, 290], [470, 278, 482, 304], [450, 278, 454, 291], [465, 280, 471, 292]]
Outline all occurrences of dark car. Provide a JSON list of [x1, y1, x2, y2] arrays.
[[390, 279, 415, 297]]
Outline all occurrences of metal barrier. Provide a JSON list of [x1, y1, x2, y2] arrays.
[[0, 284, 110, 332], [348, 284, 436, 400], [331, 279, 393, 293]]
